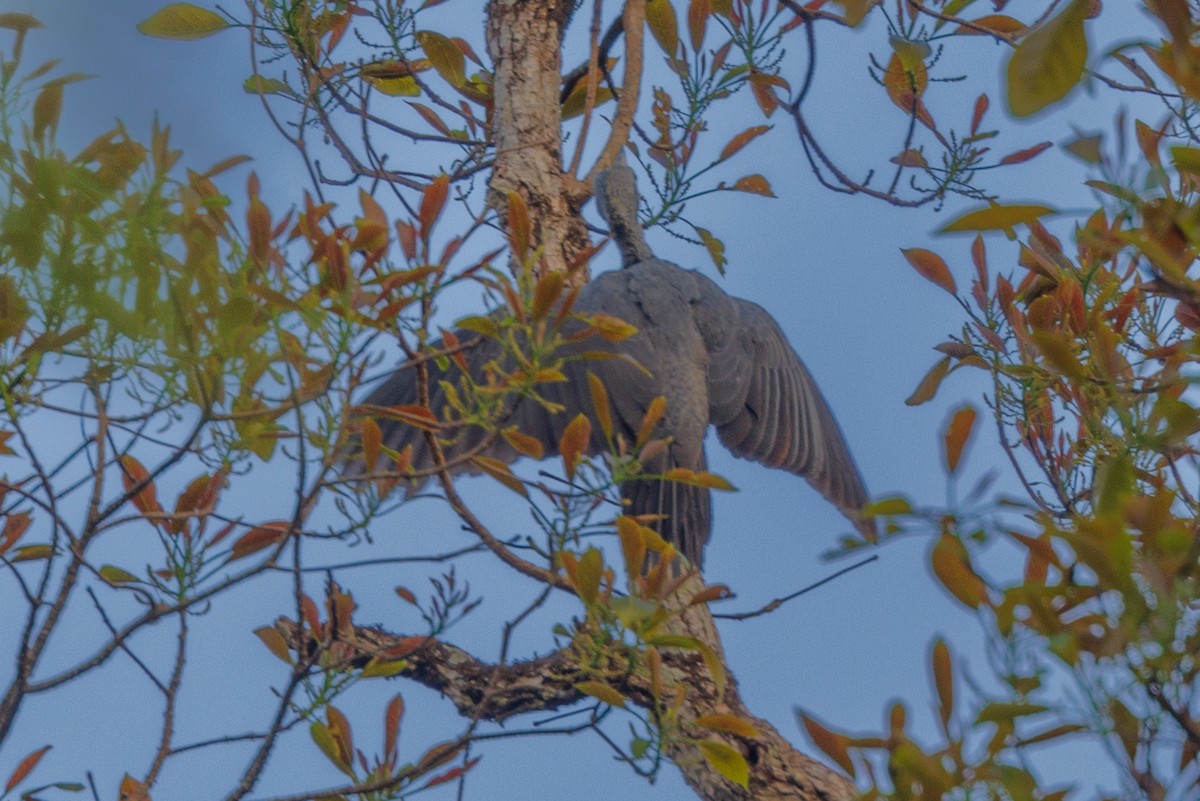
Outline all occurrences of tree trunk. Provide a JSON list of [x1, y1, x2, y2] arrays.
[[485, 0, 592, 280]]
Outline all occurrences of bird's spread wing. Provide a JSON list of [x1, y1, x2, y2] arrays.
[[707, 298, 874, 539]]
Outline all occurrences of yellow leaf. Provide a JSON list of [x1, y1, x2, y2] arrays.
[[137, 3, 230, 40], [646, 0, 679, 56], [575, 680, 626, 707], [99, 565, 140, 585], [587, 372, 613, 440], [616, 516, 648, 575], [695, 714, 760, 739], [416, 31, 466, 87], [1006, 0, 1089, 117], [32, 82, 63, 140], [0, 13, 42, 32], [832, 0, 878, 26], [940, 203, 1056, 237], [697, 740, 749, 787]]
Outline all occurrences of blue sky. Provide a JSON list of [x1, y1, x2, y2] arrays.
[[1, 1, 1159, 798]]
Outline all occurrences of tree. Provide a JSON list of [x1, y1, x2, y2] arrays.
[[1, 2, 1195, 801]]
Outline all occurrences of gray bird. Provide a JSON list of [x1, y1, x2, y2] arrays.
[[355, 157, 874, 567]]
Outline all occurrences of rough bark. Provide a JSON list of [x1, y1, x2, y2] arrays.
[[278, 582, 855, 801], [485, 0, 592, 280], [378, 3, 861, 799]]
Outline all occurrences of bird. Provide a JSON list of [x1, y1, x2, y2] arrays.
[[353, 155, 874, 569]]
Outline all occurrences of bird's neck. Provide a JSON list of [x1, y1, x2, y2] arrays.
[[613, 218, 655, 267]]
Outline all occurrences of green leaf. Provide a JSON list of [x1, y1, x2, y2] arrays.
[[1006, 0, 1088, 117], [244, 75, 289, 95], [646, 0, 679, 56], [137, 3, 230, 40], [99, 565, 141, 585], [695, 227, 727, 274], [417, 31, 466, 88], [697, 739, 749, 787]]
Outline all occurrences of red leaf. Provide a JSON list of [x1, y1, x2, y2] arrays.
[[999, 141, 1052, 164], [971, 94, 988, 135]]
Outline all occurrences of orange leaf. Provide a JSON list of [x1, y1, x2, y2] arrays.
[[119, 455, 164, 519], [799, 713, 855, 776], [943, 405, 977, 473], [507, 191, 531, 260], [361, 418, 382, 472], [418, 174, 449, 237], [118, 774, 150, 801], [502, 427, 545, 460], [719, 125, 771, 161], [531, 271, 564, 320], [730, 174, 775, 196], [366, 403, 441, 432], [954, 14, 1028, 36], [930, 532, 988, 608], [5, 745, 50, 792], [970, 94, 988, 135], [254, 626, 292, 664], [0, 512, 32, 555], [468, 455, 527, 496], [637, 396, 668, 446], [385, 694, 404, 759], [559, 414, 592, 481], [905, 355, 952, 406], [901, 248, 957, 294], [230, 521, 289, 561]]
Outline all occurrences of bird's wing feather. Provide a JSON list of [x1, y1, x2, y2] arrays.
[[708, 298, 873, 535], [351, 330, 559, 493]]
